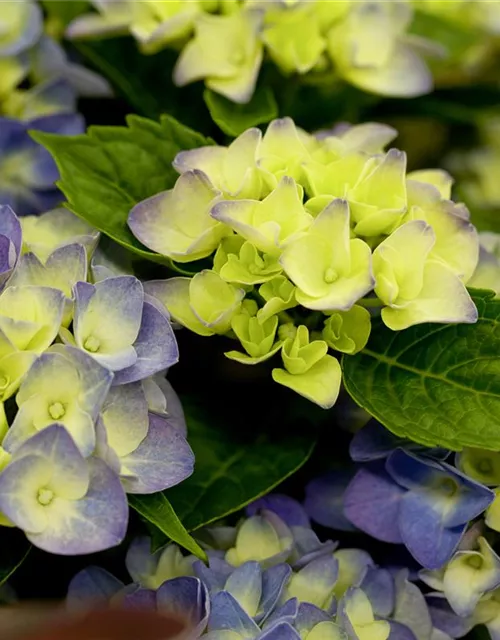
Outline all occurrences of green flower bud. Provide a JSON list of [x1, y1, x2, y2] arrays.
[[258, 276, 297, 324], [219, 241, 282, 285], [322, 305, 371, 355], [281, 325, 327, 375], [457, 448, 500, 486]]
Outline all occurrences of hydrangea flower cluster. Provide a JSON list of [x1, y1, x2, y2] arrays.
[[304, 419, 500, 639], [66, 0, 444, 102], [127, 117, 480, 410], [66, 491, 479, 640], [0, 0, 111, 215], [0, 205, 194, 555]]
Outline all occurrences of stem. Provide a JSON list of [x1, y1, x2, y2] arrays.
[[358, 298, 384, 309]]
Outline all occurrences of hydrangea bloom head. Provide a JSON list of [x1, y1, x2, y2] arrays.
[[67, 1, 441, 101], [133, 117, 479, 408]]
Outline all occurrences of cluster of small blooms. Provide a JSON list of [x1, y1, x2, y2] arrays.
[[305, 419, 500, 640], [128, 117, 481, 410], [66, 490, 475, 640], [67, 416, 500, 640], [67, 0, 500, 103], [67, 0, 443, 103], [0, 205, 193, 555], [0, 0, 111, 215]]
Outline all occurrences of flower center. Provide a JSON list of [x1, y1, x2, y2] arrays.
[[324, 267, 338, 284], [467, 555, 483, 570], [0, 374, 9, 392], [37, 488, 54, 506], [439, 478, 458, 497], [48, 402, 65, 420], [477, 458, 493, 474], [230, 48, 245, 65], [84, 335, 101, 353]]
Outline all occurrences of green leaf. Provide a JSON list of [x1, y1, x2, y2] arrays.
[[0, 530, 31, 587], [73, 38, 216, 134], [204, 86, 278, 137], [140, 394, 317, 534], [31, 114, 212, 265], [129, 494, 207, 561], [342, 289, 500, 451]]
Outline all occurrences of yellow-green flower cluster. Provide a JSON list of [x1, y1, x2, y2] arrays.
[[67, 0, 442, 103], [128, 117, 479, 410]]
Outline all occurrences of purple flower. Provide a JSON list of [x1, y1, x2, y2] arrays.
[[0, 113, 84, 215], [71, 276, 179, 383], [96, 412, 194, 494], [123, 577, 210, 637], [247, 495, 310, 529], [0, 205, 22, 290], [0, 425, 128, 554], [343, 450, 494, 569], [193, 560, 291, 626], [349, 420, 449, 463], [67, 566, 125, 611], [304, 469, 358, 532], [206, 590, 301, 640]]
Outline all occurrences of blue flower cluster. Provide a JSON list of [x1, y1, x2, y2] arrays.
[[0, 0, 111, 214], [66, 419, 500, 639], [0, 206, 193, 555]]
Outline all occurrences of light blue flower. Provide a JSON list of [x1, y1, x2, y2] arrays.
[[0, 424, 128, 554], [343, 450, 494, 569]]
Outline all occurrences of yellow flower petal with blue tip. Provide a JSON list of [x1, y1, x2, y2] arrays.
[[128, 171, 226, 263], [175, 128, 265, 199]]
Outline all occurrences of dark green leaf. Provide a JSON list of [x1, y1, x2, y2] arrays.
[[342, 289, 500, 451], [204, 86, 278, 137], [164, 396, 317, 532], [129, 494, 207, 561], [72, 38, 217, 135], [31, 114, 212, 265], [0, 530, 31, 587]]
